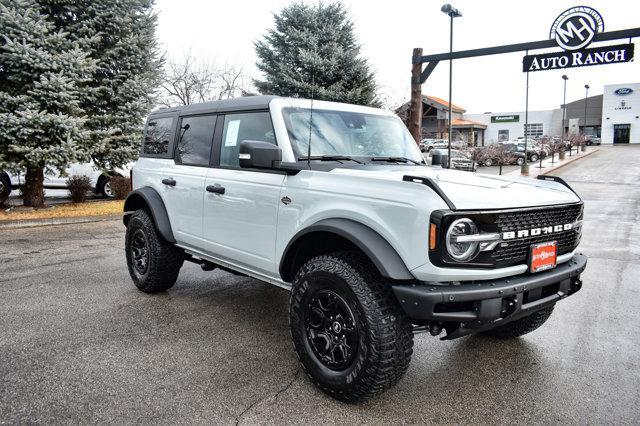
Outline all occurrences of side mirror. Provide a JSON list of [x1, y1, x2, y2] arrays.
[[238, 140, 282, 169]]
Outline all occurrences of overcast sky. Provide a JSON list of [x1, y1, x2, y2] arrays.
[[155, 0, 639, 113]]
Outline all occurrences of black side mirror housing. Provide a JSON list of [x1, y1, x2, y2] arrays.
[[238, 140, 282, 169]]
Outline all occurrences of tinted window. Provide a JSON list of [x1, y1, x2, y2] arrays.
[[143, 117, 173, 155], [176, 115, 216, 166], [220, 112, 275, 167]]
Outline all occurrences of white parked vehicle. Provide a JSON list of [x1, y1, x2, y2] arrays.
[[419, 138, 448, 152], [123, 96, 587, 402], [0, 162, 131, 202]]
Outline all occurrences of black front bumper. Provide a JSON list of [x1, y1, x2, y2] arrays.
[[392, 254, 587, 339]]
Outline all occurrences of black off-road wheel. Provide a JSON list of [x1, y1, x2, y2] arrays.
[[125, 209, 184, 293], [482, 305, 555, 339], [289, 251, 414, 403]]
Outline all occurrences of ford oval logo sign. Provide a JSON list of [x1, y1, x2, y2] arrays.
[[614, 88, 633, 96], [550, 7, 604, 51]]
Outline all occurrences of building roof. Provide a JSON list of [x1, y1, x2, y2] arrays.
[[451, 118, 487, 129], [423, 95, 466, 113]]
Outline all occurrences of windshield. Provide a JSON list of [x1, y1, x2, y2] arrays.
[[282, 108, 423, 163]]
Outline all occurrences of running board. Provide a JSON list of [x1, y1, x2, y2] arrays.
[[178, 245, 292, 291]]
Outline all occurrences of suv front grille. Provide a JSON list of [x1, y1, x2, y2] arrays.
[[488, 204, 583, 268], [430, 203, 584, 269]]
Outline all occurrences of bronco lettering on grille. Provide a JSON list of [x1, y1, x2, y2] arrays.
[[502, 223, 573, 240]]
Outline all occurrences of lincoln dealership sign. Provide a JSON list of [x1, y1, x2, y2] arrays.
[[522, 7, 635, 72]]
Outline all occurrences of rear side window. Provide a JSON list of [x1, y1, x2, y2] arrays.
[[176, 115, 216, 166], [143, 117, 174, 155], [220, 112, 275, 167]]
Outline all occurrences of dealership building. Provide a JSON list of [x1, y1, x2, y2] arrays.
[[399, 82, 639, 145]]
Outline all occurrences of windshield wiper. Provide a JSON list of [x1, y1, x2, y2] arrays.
[[298, 155, 363, 164], [370, 156, 422, 165]]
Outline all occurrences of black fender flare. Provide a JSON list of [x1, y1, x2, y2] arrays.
[[280, 218, 414, 281], [123, 187, 175, 243]]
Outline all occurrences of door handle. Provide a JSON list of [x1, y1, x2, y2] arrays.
[[162, 178, 176, 186], [206, 184, 225, 195]]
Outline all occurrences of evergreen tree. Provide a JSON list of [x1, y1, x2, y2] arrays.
[[0, 0, 94, 207], [39, 0, 163, 170], [255, 1, 379, 106]]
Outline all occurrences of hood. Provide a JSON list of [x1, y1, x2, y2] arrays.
[[330, 165, 580, 210]]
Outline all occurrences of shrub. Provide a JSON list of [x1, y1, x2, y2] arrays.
[[109, 175, 130, 200], [67, 174, 92, 203]]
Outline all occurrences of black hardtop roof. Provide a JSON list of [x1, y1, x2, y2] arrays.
[[149, 95, 280, 116]]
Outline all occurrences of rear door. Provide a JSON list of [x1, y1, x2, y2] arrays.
[[161, 113, 217, 247], [202, 111, 285, 275]]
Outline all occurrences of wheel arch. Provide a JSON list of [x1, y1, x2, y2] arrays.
[[279, 218, 414, 283], [123, 187, 175, 243]]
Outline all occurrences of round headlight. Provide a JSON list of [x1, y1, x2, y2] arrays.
[[445, 218, 479, 262]]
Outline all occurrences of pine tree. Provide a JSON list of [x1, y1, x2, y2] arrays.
[[255, 1, 379, 107], [39, 0, 163, 170], [0, 0, 94, 207]]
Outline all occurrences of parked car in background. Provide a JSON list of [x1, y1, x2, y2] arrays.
[[586, 136, 601, 146], [0, 162, 132, 203], [419, 138, 448, 152], [429, 148, 475, 171]]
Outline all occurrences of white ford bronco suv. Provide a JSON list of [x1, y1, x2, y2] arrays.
[[123, 96, 587, 402]]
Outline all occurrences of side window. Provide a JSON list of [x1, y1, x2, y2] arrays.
[[143, 117, 174, 155], [176, 115, 216, 166], [220, 112, 275, 167]]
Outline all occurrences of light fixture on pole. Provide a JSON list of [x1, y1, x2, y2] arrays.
[[441, 3, 462, 169], [560, 75, 568, 160]]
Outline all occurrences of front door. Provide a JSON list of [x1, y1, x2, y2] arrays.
[[161, 114, 216, 246], [202, 111, 284, 275], [613, 124, 630, 144]]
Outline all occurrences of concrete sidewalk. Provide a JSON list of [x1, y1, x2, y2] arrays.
[[506, 147, 599, 178]]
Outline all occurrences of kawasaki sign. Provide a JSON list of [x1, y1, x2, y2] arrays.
[[491, 115, 520, 123], [522, 7, 635, 72]]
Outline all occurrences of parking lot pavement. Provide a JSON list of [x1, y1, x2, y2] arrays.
[[1, 146, 639, 424]]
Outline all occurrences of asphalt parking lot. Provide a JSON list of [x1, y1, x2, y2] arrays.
[[1, 146, 639, 423]]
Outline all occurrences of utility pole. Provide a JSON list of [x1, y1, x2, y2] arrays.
[[408, 48, 423, 144]]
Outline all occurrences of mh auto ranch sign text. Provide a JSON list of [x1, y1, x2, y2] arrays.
[[522, 6, 636, 73], [523, 43, 634, 72]]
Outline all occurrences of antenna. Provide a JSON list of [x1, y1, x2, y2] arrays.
[[307, 45, 316, 169]]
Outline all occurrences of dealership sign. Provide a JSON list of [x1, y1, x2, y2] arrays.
[[523, 43, 634, 72], [491, 115, 519, 123], [614, 88, 634, 95], [522, 7, 635, 72]]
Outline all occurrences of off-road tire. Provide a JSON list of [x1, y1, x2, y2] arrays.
[[0, 174, 10, 204], [289, 251, 414, 403], [482, 305, 554, 339], [125, 209, 183, 293]]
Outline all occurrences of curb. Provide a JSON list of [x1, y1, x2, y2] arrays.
[[540, 148, 598, 175], [0, 214, 121, 230]]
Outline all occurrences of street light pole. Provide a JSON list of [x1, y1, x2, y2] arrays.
[[583, 84, 590, 152], [441, 4, 461, 169], [561, 75, 568, 158]]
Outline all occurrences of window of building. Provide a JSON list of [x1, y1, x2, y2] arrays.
[[176, 115, 216, 166], [498, 130, 509, 141], [524, 123, 544, 138], [143, 117, 174, 155], [220, 112, 276, 167]]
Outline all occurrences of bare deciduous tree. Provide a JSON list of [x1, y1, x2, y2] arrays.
[[159, 52, 253, 107]]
